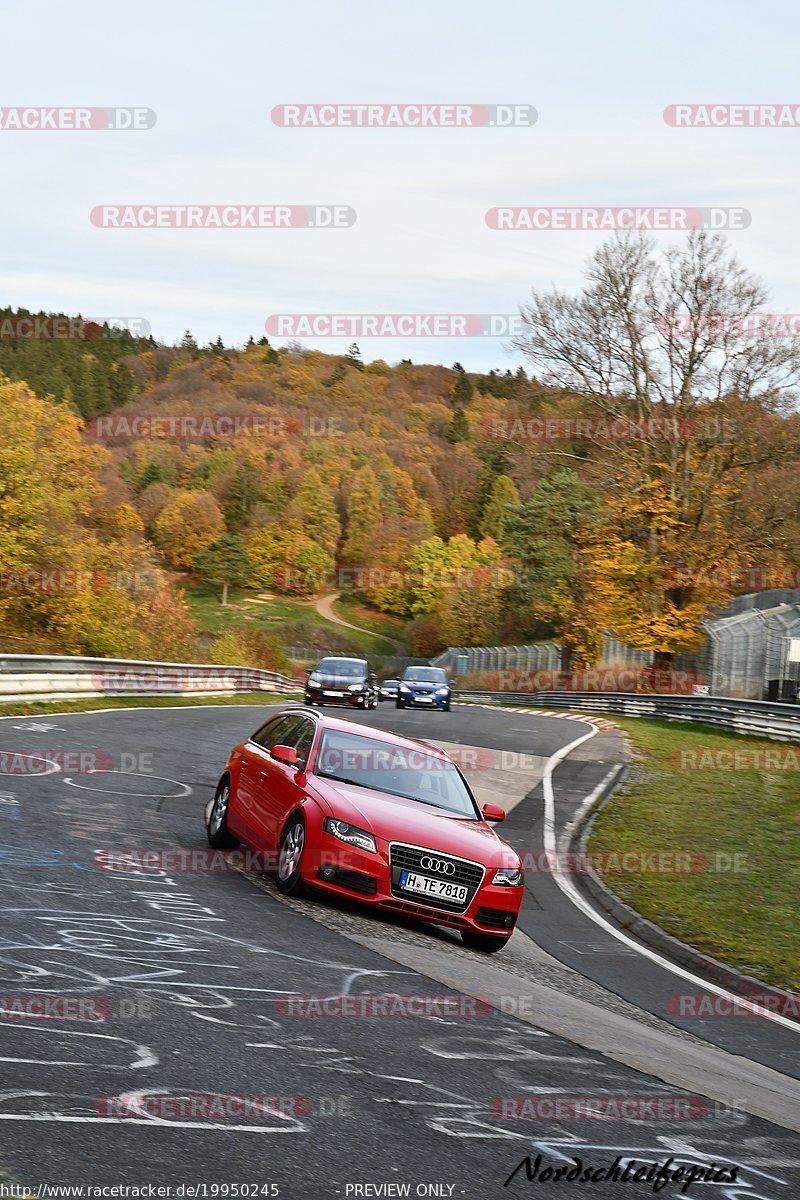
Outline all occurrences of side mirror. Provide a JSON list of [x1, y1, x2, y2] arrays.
[[271, 744, 299, 767], [482, 803, 505, 823], [304, 667, 313, 676]]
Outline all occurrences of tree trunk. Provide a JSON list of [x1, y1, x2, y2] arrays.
[[221, 580, 229, 607]]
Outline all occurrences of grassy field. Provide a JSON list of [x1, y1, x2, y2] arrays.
[[588, 717, 800, 991], [331, 593, 408, 648], [185, 584, 400, 658]]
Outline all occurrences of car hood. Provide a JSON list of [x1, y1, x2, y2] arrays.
[[310, 777, 517, 866], [310, 673, 366, 687], [403, 679, 447, 690]]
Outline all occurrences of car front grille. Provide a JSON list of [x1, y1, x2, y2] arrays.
[[389, 843, 484, 913]]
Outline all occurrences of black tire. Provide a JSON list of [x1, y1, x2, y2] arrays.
[[304, 696, 314, 706], [207, 777, 238, 849], [276, 815, 306, 896], [395, 698, 405, 709], [461, 931, 510, 954], [442, 701, 451, 712]]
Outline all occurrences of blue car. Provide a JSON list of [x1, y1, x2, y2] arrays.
[[396, 666, 452, 712]]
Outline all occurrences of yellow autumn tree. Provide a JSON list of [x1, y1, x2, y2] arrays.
[[152, 490, 225, 569], [0, 377, 198, 656]]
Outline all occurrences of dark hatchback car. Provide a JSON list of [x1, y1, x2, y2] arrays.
[[304, 656, 378, 709], [396, 666, 452, 711]]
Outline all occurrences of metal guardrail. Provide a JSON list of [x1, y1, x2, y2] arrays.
[[455, 690, 800, 743], [0, 655, 303, 704]]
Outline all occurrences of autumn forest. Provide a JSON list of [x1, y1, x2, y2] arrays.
[[1, 232, 799, 672]]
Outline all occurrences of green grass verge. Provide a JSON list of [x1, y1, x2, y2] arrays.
[[588, 717, 800, 992], [0, 693, 299, 719], [331, 594, 408, 648], [186, 583, 398, 657]]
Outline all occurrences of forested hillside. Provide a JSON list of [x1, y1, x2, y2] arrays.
[[3, 234, 799, 667]]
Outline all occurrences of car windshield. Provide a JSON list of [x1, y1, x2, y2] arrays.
[[403, 668, 448, 684], [382, 679, 400, 686], [315, 729, 478, 818], [314, 659, 365, 678]]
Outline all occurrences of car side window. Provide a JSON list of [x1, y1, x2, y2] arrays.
[[251, 715, 293, 750], [283, 716, 316, 767]]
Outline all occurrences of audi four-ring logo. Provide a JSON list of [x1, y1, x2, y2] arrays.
[[420, 856, 455, 875]]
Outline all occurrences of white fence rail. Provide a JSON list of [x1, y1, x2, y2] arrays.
[[0, 655, 303, 705]]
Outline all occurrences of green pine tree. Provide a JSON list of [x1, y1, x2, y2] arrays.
[[195, 534, 252, 606]]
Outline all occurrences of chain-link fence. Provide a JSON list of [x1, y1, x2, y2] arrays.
[[705, 603, 800, 699], [433, 602, 800, 701], [431, 636, 651, 675]]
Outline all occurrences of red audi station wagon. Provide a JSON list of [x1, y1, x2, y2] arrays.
[[206, 709, 524, 952]]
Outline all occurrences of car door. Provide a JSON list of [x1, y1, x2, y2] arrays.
[[238, 715, 295, 846], [253, 713, 316, 849]]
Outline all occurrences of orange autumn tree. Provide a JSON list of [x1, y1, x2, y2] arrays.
[[0, 378, 198, 657], [514, 231, 800, 664]]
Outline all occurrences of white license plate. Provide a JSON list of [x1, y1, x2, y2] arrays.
[[414, 695, 434, 703], [399, 871, 468, 904], [323, 690, 345, 697]]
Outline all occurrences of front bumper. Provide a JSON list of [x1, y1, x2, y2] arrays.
[[397, 690, 450, 709], [305, 689, 366, 706], [301, 830, 520, 937]]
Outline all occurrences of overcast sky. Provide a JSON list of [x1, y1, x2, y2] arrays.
[[3, 0, 800, 371]]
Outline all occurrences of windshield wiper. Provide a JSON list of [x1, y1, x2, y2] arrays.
[[317, 773, 377, 790]]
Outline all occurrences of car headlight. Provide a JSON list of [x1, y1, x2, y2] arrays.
[[323, 818, 376, 854], [435, 687, 449, 696], [399, 685, 411, 693], [347, 683, 365, 692], [492, 868, 524, 886], [307, 680, 321, 689]]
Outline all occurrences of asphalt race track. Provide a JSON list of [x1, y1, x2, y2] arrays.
[[0, 701, 797, 1197]]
